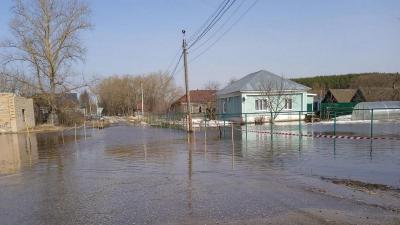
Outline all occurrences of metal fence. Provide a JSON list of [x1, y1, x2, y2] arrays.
[[143, 107, 400, 140]]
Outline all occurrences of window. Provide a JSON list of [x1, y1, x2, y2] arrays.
[[255, 99, 268, 111], [285, 98, 293, 110], [22, 109, 26, 122], [222, 100, 227, 113]]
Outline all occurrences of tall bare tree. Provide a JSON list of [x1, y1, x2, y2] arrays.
[[1, 0, 92, 124], [258, 76, 292, 123]]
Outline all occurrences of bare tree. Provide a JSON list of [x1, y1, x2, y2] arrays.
[[0, 69, 36, 96], [203, 80, 220, 90], [258, 76, 292, 123], [96, 72, 182, 116], [1, 0, 92, 124]]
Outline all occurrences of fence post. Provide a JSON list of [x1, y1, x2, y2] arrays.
[[270, 111, 273, 132], [223, 117, 226, 137], [231, 121, 234, 141], [204, 113, 207, 139], [245, 114, 248, 139], [370, 109, 374, 139]]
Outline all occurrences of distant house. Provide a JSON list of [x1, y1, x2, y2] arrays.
[[0, 93, 35, 133], [322, 89, 365, 103], [359, 88, 400, 102], [170, 90, 216, 115], [320, 89, 365, 118], [216, 70, 315, 122]]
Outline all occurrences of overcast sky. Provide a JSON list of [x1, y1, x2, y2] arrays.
[[1, 0, 399, 89]]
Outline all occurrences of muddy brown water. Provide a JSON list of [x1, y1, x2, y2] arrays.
[[0, 125, 399, 225]]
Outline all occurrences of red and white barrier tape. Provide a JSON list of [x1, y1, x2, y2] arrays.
[[242, 129, 399, 141]]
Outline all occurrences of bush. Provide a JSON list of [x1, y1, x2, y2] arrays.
[[254, 116, 265, 125], [58, 109, 84, 126]]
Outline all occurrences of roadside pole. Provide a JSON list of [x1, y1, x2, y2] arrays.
[[182, 30, 193, 133]]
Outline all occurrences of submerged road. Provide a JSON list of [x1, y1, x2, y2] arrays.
[[0, 125, 399, 224]]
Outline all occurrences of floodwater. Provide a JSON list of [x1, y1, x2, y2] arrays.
[[0, 124, 399, 225]]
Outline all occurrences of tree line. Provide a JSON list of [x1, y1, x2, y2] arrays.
[[292, 73, 400, 95], [95, 72, 182, 116]]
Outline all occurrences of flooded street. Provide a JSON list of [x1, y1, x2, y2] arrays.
[[0, 125, 399, 224]]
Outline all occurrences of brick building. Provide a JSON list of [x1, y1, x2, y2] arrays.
[[0, 93, 35, 133]]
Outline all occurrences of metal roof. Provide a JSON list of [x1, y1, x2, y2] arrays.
[[217, 70, 310, 95]]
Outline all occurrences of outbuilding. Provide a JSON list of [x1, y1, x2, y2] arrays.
[[0, 93, 35, 133]]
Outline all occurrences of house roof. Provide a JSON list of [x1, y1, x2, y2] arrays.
[[327, 89, 358, 102], [173, 90, 216, 105], [217, 70, 310, 95], [360, 88, 400, 102]]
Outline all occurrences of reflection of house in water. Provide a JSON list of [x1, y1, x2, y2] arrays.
[[0, 134, 38, 174]]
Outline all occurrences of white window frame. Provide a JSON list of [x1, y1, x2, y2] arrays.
[[284, 98, 293, 110], [222, 100, 227, 113], [255, 99, 268, 111]]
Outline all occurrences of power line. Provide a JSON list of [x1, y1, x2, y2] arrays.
[[188, 0, 238, 49], [166, 49, 182, 74], [187, 0, 230, 44], [170, 52, 183, 77], [191, 0, 247, 54], [190, 0, 259, 63]]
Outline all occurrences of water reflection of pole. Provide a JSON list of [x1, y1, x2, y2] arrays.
[[187, 139, 193, 213], [298, 135, 302, 155], [369, 139, 373, 160], [74, 123, 77, 142], [61, 129, 65, 144], [84, 121, 87, 140], [144, 142, 147, 163], [231, 122, 235, 169], [333, 138, 336, 158]]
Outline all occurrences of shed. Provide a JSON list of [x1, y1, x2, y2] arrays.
[[0, 93, 35, 133]]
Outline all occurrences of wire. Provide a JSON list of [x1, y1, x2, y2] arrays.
[[188, 0, 235, 49], [190, 0, 259, 63], [188, 0, 238, 49], [166, 49, 183, 74], [187, 0, 230, 44], [170, 53, 183, 77], [191, 0, 247, 53]]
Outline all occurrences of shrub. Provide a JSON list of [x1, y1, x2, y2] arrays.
[[254, 116, 265, 124]]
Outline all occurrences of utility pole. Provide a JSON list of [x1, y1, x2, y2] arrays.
[[182, 30, 193, 132], [141, 81, 144, 116]]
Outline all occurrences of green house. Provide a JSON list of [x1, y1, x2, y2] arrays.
[[216, 70, 315, 122]]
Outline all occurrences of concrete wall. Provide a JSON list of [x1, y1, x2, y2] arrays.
[[0, 94, 35, 133], [0, 94, 12, 132]]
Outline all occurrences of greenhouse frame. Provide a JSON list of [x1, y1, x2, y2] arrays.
[[351, 101, 400, 121]]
